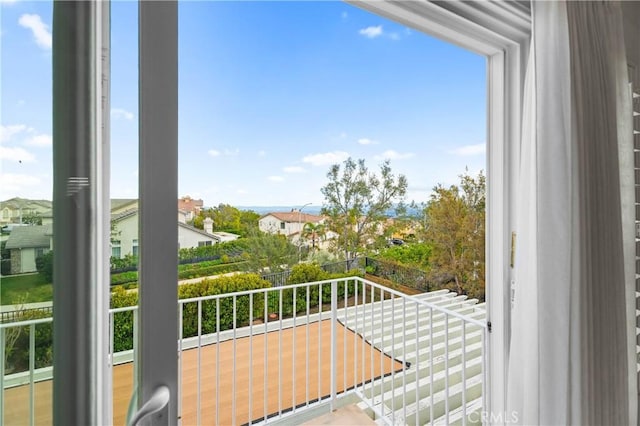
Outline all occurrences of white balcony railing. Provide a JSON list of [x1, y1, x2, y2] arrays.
[[0, 277, 487, 425]]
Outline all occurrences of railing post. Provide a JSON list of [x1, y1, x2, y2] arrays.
[[330, 280, 338, 411], [0, 327, 5, 424]]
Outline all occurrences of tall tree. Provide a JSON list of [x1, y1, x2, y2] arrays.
[[424, 170, 485, 299], [321, 158, 408, 260], [243, 231, 298, 273]]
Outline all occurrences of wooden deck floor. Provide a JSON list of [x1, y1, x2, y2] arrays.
[[4, 320, 404, 425]]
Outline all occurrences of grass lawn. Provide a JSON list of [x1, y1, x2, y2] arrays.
[[1, 273, 52, 305]]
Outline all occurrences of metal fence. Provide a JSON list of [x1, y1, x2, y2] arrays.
[[260, 258, 364, 287], [0, 277, 487, 425], [364, 257, 433, 292], [0, 306, 53, 324]]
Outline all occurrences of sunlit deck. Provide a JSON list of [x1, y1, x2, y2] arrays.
[[4, 319, 402, 425], [1, 278, 487, 425]]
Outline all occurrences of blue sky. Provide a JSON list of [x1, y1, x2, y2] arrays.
[[1, 1, 486, 207]]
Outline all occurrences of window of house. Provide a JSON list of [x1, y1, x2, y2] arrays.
[[280, 222, 285, 230], [111, 240, 121, 258], [132, 239, 139, 256], [198, 241, 212, 247]]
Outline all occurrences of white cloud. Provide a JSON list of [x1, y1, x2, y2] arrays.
[[208, 148, 239, 157], [111, 108, 134, 120], [24, 133, 52, 147], [357, 138, 378, 146], [0, 146, 35, 162], [1, 0, 19, 5], [449, 143, 486, 156], [302, 150, 350, 166], [257, 150, 266, 157], [0, 173, 41, 192], [283, 166, 305, 173], [268, 176, 284, 182], [18, 14, 51, 50], [374, 150, 414, 161], [359, 25, 383, 39], [0, 124, 29, 143]]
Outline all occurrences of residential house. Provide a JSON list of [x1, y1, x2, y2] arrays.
[[259, 211, 324, 237], [111, 210, 239, 258], [0, 198, 52, 225], [178, 195, 203, 222], [4, 225, 52, 274]]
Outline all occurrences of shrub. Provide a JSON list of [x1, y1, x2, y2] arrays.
[[110, 274, 272, 352], [4, 309, 53, 374], [35, 251, 53, 282], [110, 271, 138, 286]]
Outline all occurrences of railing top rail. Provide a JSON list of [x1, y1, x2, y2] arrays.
[[0, 316, 53, 329], [1, 277, 486, 329], [178, 276, 487, 328], [109, 305, 138, 314]]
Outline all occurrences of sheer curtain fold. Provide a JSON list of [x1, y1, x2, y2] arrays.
[[507, 1, 634, 424]]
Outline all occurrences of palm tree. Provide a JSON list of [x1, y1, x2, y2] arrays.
[[302, 222, 326, 250]]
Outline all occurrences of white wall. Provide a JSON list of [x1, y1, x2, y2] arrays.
[[259, 215, 287, 235], [20, 248, 37, 273], [178, 226, 219, 250], [112, 214, 138, 258], [258, 215, 311, 237]]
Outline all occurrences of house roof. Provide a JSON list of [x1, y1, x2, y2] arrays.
[[111, 199, 138, 212], [5, 225, 52, 249], [211, 231, 240, 240], [111, 208, 138, 222], [260, 212, 324, 223], [178, 222, 221, 241]]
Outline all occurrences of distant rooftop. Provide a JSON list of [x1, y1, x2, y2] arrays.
[[5, 225, 52, 249]]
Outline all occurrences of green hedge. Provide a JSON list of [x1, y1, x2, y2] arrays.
[[110, 260, 248, 287], [178, 240, 249, 261], [7, 267, 364, 372], [4, 309, 53, 375], [110, 274, 271, 352], [177, 261, 246, 280], [275, 264, 365, 316]]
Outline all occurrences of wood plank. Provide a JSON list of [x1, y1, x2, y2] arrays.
[[3, 320, 404, 425]]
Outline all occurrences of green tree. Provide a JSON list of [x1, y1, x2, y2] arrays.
[[192, 204, 259, 237], [36, 251, 54, 282], [301, 222, 326, 250], [22, 212, 42, 225], [377, 242, 433, 270], [321, 158, 408, 260], [243, 231, 298, 273], [424, 171, 485, 299]]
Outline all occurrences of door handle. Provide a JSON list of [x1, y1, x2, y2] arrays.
[[127, 385, 170, 426]]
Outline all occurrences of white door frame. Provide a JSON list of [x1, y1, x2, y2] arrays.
[[347, 1, 530, 419]]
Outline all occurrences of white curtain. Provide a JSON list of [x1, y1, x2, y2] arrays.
[[507, 1, 635, 424]]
